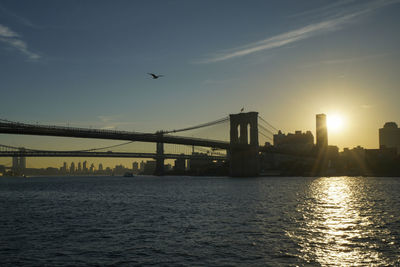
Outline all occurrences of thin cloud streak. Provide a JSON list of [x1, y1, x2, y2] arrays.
[[199, 0, 399, 63], [0, 24, 40, 60], [0, 4, 42, 29]]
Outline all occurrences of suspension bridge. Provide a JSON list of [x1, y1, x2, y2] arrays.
[[0, 112, 278, 176]]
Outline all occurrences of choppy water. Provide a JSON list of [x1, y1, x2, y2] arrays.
[[0, 176, 399, 266]]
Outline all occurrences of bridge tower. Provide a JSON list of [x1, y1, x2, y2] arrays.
[[12, 148, 26, 175], [229, 112, 259, 177], [155, 132, 164, 176]]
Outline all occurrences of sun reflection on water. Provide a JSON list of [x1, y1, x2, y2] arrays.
[[286, 177, 399, 266]]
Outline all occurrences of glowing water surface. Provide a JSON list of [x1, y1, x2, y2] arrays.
[[288, 176, 399, 266]]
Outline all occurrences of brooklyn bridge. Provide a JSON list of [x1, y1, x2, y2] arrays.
[[0, 112, 278, 177]]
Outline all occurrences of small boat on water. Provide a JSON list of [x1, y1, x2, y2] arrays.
[[123, 172, 135, 177]]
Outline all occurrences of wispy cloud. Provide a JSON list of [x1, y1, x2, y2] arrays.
[[0, 4, 42, 29], [287, 0, 359, 19], [199, 0, 399, 63], [0, 24, 40, 60]]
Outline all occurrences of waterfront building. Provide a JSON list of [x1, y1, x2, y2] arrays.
[[143, 161, 156, 174], [316, 114, 328, 149], [132, 162, 139, 173], [379, 122, 400, 154], [59, 162, 68, 173], [174, 155, 186, 172], [83, 161, 88, 173], [139, 161, 145, 172], [70, 162, 75, 173], [90, 163, 95, 173], [273, 130, 314, 152]]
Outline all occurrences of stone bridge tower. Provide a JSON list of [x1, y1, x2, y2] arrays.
[[229, 112, 259, 177]]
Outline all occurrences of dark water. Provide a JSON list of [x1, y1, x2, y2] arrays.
[[1, 176, 399, 266]]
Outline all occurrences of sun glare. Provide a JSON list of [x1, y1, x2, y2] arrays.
[[327, 114, 345, 133]]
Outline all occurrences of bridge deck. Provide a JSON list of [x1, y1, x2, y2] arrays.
[[0, 121, 230, 149], [0, 151, 227, 160]]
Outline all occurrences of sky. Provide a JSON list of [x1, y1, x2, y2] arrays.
[[1, 0, 400, 168]]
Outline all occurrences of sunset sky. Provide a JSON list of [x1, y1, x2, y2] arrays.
[[1, 0, 400, 168]]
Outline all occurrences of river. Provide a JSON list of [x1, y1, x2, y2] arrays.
[[0, 176, 399, 266]]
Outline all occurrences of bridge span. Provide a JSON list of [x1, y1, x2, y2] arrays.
[[0, 120, 229, 149], [0, 150, 226, 161], [0, 112, 275, 176]]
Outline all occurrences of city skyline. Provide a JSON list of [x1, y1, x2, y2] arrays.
[[1, 0, 400, 167]]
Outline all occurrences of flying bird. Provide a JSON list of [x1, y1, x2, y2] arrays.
[[240, 107, 244, 112], [148, 73, 164, 79]]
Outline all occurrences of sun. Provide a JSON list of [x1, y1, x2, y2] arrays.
[[327, 114, 345, 133]]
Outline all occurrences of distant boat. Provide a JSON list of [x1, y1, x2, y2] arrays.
[[123, 172, 135, 177]]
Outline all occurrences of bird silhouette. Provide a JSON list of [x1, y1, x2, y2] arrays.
[[148, 73, 164, 79], [240, 107, 244, 112]]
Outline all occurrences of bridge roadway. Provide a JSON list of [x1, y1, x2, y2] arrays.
[[0, 121, 230, 149], [0, 150, 227, 160]]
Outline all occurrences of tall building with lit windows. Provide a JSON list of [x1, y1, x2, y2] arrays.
[[316, 114, 328, 149]]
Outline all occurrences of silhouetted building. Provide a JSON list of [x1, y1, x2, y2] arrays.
[[70, 162, 75, 173], [139, 161, 145, 172], [114, 164, 128, 175], [61, 162, 68, 173], [189, 152, 214, 174], [164, 164, 172, 172], [365, 147, 398, 175], [143, 160, 156, 174], [273, 130, 314, 152], [83, 161, 88, 173], [316, 114, 328, 149], [132, 162, 139, 173], [98, 163, 103, 171], [379, 122, 400, 154], [78, 162, 82, 172], [90, 163, 95, 173], [174, 155, 186, 172]]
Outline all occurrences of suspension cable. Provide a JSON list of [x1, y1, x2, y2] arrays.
[[0, 141, 135, 153], [163, 116, 229, 134], [258, 115, 278, 132], [258, 132, 273, 141], [258, 124, 275, 136]]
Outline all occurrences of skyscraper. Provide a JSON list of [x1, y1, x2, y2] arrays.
[[379, 122, 400, 154], [90, 163, 95, 173], [70, 162, 75, 173], [316, 114, 328, 149], [83, 161, 88, 172], [132, 162, 138, 172], [140, 161, 145, 172]]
